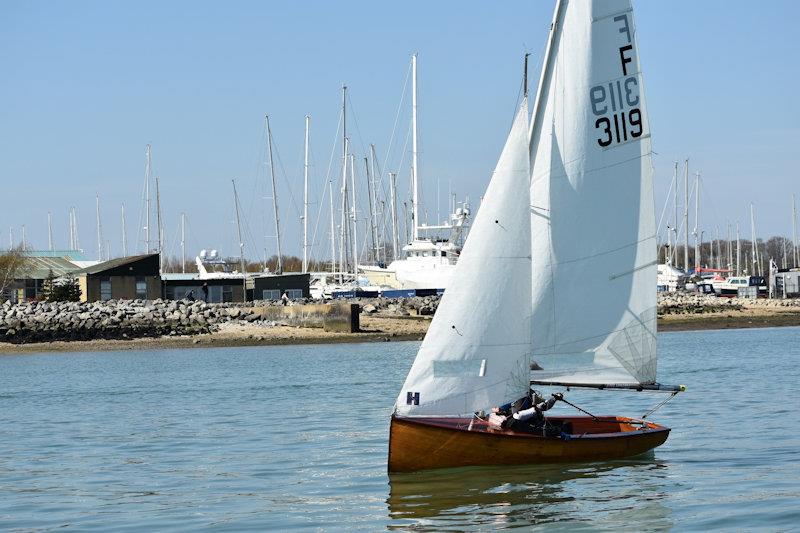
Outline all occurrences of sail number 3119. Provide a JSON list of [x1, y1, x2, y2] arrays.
[[590, 12, 644, 148]]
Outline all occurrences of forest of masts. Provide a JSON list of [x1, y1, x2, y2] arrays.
[[657, 159, 799, 277], [6, 56, 471, 276]]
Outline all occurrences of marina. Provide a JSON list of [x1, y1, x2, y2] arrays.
[[2, 0, 800, 530]]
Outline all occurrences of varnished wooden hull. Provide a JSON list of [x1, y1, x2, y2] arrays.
[[388, 414, 670, 473]]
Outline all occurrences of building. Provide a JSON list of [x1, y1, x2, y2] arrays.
[[2, 250, 88, 303], [250, 273, 310, 301], [162, 273, 246, 303], [71, 254, 161, 302]]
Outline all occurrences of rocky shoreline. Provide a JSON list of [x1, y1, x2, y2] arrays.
[[1, 293, 798, 351]]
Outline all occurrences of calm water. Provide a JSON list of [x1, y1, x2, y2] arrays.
[[1, 327, 798, 531]]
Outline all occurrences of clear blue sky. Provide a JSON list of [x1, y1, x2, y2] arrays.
[[2, 1, 798, 262]]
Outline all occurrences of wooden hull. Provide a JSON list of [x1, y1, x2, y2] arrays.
[[388, 414, 670, 473]]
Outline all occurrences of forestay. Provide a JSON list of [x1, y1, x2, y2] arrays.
[[529, 0, 657, 386], [395, 100, 532, 416]]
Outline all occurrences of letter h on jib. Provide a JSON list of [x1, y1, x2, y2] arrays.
[[406, 392, 420, 405]]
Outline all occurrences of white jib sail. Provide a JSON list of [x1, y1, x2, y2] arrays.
[[395, 99, 532, 417], [529, 0, 657, 386]]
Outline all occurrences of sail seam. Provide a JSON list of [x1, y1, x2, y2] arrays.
[[532, 151, 652, 185], [537, 234, 656, 268], [531, 320, 656, 353]]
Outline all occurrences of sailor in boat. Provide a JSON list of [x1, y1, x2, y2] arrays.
[[489, 391, 565, 433]]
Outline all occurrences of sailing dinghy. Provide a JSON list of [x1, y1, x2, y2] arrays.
[[388, 0, 684, 473]]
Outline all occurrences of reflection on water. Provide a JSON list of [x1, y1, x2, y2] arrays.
[[388, 455, 673, 530]]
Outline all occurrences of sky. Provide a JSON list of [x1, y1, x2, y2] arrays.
[[1, 1, 799, 263]]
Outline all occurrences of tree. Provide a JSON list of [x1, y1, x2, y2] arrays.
[[49, 276, 82, 302], [0, 247, 28, 302]]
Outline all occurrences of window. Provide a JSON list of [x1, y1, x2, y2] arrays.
[[222, 285, 234, 302], [100, 278, 112, 301], [262, 289, 281, 300], [441, 251, 447, 257], [135, 277, 147, 299], [286, 289, 303, 299]]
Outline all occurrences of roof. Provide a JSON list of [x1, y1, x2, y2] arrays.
[[22, 256, 82, 279], [71, 253, 160, 276], [23, 250, 89, 261]]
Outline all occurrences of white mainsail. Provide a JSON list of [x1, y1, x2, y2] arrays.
[[395, 99, 532, 416], [529, 0, 657, 386]]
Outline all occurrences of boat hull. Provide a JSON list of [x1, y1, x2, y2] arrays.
[[388, 414, 670, 473]]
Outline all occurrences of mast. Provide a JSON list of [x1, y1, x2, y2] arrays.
[[339, 139, 349, 280], [727, 223, 732, 273], [364, 156, 377, 263], [390, 172, 399, 260], [736, 222, 741, 276], [715, 226, 721, 270], [21, 225, 26, 251], [350, 152, 359, 276], [793, 193, 798, 267], [369, 144, 381, 263], [181, 212, 186, 274], [232, 179, 246, 302], [411, 53, 420, 241], [750, 202, 758, 275], [121, 204, 127, 257], [265, 115, 283, 274], [302, 115, 310, 273], [528, 0, 565, 143], [683, 159, 689, 272], [95, 194, 102, 261], [328, 180, 337, 275], [693, 171, 700, 270], [145, 144, 152, 253], [47, 212, 53, 251], [672, 161, 678, 266], [155, 175, 163, 271]]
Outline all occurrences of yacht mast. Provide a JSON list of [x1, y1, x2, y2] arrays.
[[47, 212, 53, 251], [181, 212, 186, 273], [693, 171, 700, 270], [390, 172, 399, 261], [265, 115, 283, 273], [95, 194, 102, 260], [411, 53, 419, 241], [155, 175, 163, 271], [793, 193, 798, 267], [369, 144, 381, 263], [302, 115, 310, 273], [364, 156, 376, 262], [339, 138, 349, 280], [736, 222, 741, 276], [121, 204, 127, 257], [350, 153, 359, 276], [328, 180, 337, 275], [750, 203, 758, 275], [727, 223, 733, 272], [232, 180, 246, 302], [683, 159, 689, 272], [145, 144, 152, 253], [672, 161, 678, 265]]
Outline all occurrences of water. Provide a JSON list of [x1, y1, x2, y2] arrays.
[[1, 327, 798, 531]]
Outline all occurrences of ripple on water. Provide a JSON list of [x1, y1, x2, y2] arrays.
[[0, 330, 798, 531]]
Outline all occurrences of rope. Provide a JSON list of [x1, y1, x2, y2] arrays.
[[642, 391, 679, 419]]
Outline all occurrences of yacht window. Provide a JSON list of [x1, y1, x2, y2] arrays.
[[422, 252, 429, 257], [441, 251, 447, 257]]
